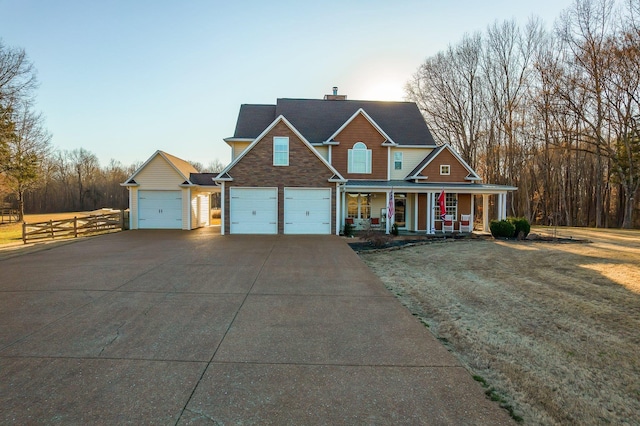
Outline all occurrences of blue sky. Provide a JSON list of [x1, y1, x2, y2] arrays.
[[1, 0, 574, 169]]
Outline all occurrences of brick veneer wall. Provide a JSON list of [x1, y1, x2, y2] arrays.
[[224, 121, 336, 234]]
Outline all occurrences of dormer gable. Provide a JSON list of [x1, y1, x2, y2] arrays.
[[406, 144, 481, 183], [324, 108, 395, 146]]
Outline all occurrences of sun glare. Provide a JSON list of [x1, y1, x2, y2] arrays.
[[363, 80, 406, 102]]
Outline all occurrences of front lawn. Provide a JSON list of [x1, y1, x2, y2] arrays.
[[360, 227, 640, 424]]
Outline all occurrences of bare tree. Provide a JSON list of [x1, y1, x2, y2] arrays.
[[406, 32, 485, 167], [67, 148, 100, 210], [205, 158, 227, 173], [2, 104, 51, 220]]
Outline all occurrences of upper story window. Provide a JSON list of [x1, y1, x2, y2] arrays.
[[348, 142, 372, 174], [394, 152, 403, 170], [440, 164, 450, 175], [273, 137, 289, 166]]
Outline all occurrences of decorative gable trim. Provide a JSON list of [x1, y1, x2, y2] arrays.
[[406, 144, 481, 181], [123, 150, 196, 186], [324, 108, 396, 146], [214, 115, 346, 183]]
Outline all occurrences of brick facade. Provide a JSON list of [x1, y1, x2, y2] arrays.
[[224, 121, 336, 234]]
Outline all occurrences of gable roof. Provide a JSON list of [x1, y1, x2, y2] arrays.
[[231, 98, 437, 146], [407, 144, 481, 181], [325, 108, 396, 145], [216, 115, 346, 183], [122, 150, 198, 186]]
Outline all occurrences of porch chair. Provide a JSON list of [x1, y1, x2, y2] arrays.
[[370, 217, 381, 229], [442, 215, 455, 233], [345, 218, 354, 225], [459, 214, 473, 233]]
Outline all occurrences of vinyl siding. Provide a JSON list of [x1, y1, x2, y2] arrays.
[[232, 142, 252, 160], [419, 149, 472, 183], [135, 156, 186, 189], [331, 113, 387, 179], [390, 148, 433, 180], [129, 187, 138, 229], [314, 145, 329, 161], [182, 188, 191, 230]]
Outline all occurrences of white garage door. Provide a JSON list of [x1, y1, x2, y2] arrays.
[[138, 190, 182, 229], [230, 188, 277, 234], [284, 188, 331, 234]]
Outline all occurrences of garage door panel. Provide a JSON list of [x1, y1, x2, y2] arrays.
[[284, 188, 331, 235], [138, 190, 182, 229], [230, 188, 277, 234]]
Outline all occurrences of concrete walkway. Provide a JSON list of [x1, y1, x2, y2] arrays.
[[0, 229, 512, 424]]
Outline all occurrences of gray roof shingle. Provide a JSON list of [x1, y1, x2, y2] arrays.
[[232, 98, 437, 146]]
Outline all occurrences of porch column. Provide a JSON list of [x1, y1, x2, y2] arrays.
[[341, 188, 346, 229], [471, 194, 475, 223], [500, 193, 507, 220], [414, 194, 419, 232], [385, 191, 391, 234], [220, 182, 225, 235], [482, 194, 490, 232], [335, 184, 341, 235], [429, 192, 436, 234]]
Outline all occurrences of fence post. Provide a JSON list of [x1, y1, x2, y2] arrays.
[[74, 217, 78, 238], [22, 222, 26, 244]]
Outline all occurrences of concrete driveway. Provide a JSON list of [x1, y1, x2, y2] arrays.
[[0, 229, 512, 424]]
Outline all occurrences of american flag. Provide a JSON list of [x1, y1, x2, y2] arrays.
[[388, 191, 395, 218], [438, 189, 446, 220]]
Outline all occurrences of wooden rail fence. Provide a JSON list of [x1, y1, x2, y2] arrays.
[[1, 208, 20, 224], [22, 211, 124, 244]]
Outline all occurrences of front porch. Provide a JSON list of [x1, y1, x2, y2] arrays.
[[339, 181, 517, 235]]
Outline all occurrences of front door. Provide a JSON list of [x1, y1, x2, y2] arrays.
[[395, 194, 406, 228]]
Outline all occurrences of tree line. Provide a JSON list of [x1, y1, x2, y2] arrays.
[[0, 39, 224, 220], [406, 0, 640, 228]]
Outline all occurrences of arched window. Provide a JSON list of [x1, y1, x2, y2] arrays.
[[348, 142, 372, 174]]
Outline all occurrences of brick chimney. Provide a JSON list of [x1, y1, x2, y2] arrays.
[[324, 86, 347, 100]]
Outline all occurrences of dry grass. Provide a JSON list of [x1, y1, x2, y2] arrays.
[[360, 227, 640, 425], [0, 210, 117, 245]]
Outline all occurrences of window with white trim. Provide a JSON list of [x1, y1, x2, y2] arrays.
[[434, 193, 458, 220], [348, 142, 372, 174], [347, 193, 371, 219], [273, 137, 289, 166], [440, 164, 450, 175], [394, 152, 403, 170]]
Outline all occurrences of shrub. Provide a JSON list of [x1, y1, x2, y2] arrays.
[[490, 219, 515, 238], [343, 221, 354, 237], [364, 232, 394, 248], [391, 222, 399, 236], [508, 217, 531, 239]]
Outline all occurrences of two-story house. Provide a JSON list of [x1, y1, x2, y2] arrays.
[[214, 90, 516, 235]]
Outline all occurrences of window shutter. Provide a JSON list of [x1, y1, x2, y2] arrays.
[[348, 149, 353, 173]]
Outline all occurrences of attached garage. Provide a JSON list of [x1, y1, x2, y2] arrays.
[[138, 190, 182, 229], [284, 188, 331, 234], [230, 188, 277, 234]]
